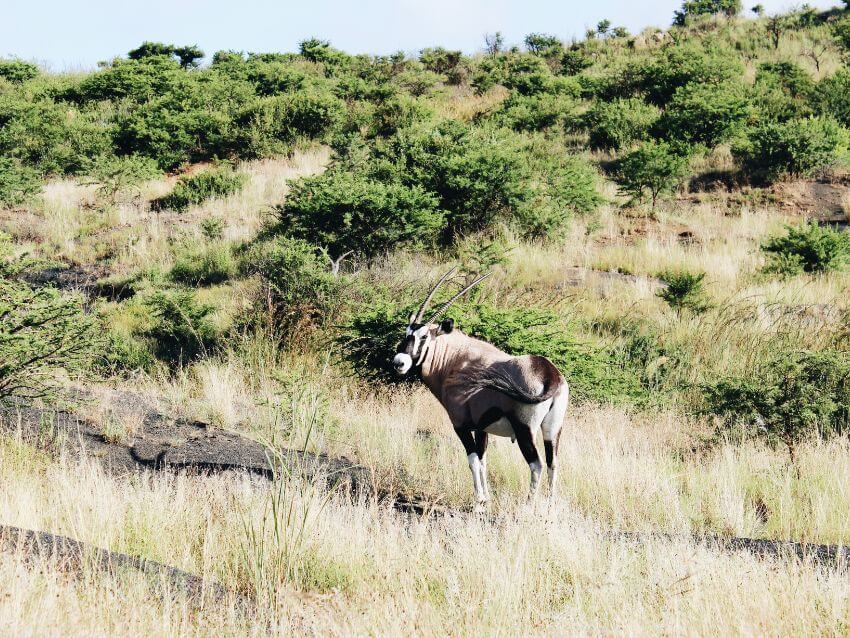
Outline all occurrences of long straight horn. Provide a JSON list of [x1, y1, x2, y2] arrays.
[[414, 266, 457, 324], [427, 272, 491, 324]]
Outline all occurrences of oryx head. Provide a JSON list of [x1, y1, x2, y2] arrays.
[[392, 268, 490, 376]]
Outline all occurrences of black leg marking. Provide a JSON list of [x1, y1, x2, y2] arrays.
[[454, 427, 476, 455], [507, 415, 540, 465], [474, 431, 489, 461], [544, 440, 555, 468]]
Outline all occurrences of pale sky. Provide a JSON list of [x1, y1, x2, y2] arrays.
[[2, 0, 839, 70]]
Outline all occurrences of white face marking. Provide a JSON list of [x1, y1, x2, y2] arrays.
[[393, 353, 412, 375], [396, 324, 433, 375]]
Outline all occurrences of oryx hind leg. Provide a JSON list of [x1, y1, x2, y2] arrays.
[[507, 414, 543, 499], [541, 386, 569, 501]]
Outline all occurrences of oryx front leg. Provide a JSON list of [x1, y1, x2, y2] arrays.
[[455, 428, 487, 509], [474, 431, 490, 502]]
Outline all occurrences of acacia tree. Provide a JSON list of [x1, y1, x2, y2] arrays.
[[704, 350, 850, 465], [673, 0, 742, 24], [0, 283, 99, 400], [0, 235, 99, 401], [127, 42, 204, 68], [613, 141, 690, 208]]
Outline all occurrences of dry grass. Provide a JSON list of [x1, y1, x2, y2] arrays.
[[0, 148, 329, 276], [3, 396, 850, 636]]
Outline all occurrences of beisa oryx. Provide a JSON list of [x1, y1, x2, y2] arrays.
[[392, 268, 569, 508]]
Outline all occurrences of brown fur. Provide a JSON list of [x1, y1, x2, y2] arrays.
[[418, 328, 565, 431]]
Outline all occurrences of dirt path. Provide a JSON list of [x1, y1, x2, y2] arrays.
[[0, 524, 237, 604]]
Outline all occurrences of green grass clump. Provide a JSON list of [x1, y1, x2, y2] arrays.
[[656, 270, 711, 315], [170, 241, 237, 286], [155, 166, 247, 212]]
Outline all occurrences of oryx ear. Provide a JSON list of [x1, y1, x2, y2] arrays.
[[408, 312, 416, 324], [438, 318, 454, 335]]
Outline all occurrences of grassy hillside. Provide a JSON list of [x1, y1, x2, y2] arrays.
[[4, 1, 850, 634]]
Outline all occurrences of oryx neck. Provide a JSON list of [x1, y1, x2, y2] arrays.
[[419, 330, 469, 396]]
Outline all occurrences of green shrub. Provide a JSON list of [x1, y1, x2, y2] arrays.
[[298, 38, 349, 67], [733, 117, 843, 182], [340, 299, 653, 405], [816, 69, 850, 127], [560, 48, 592, 76], [155, 166, 247, 212], [0, 157, 40, 206], [242, 59, 316, 96], [419, 48, 463, 74], [170, 242, 237, 286], [656, 270, 711, 315], [638, 44, 744, 106], [0, 282, 99, 400], [491, 92, 578, 132], [524, 33, 564, 61], [128, 42, 204, 68], [613, 141, 691, 208], [516, 154, 602, 238], [657, 81, 750, 146], [419, 47, 467, 83], [241, 236, 344, 336], [329, 120, 598, 243], [71, 55, 185, 103], [99, 328, 157, 375], [368, 95, 435, 137], [275, 170, 444, 258], [472, 53, 560, 96], [831, 14, 850, 52], [142, 290, 217, 364], [235, 90, 345, 157], [753, 63, 816, 122], [584, 98, 660, 150], [756, 62, 815, 105], [375, 120, 532, 239], [200, 217, 225, 241], [703, 349, 850, 458], [761, 221, 850, 274], [0, 60, 39, 84], [0, 96, 112, 174], [112, 71, 251, 169], [393, 68, 443, 96]]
